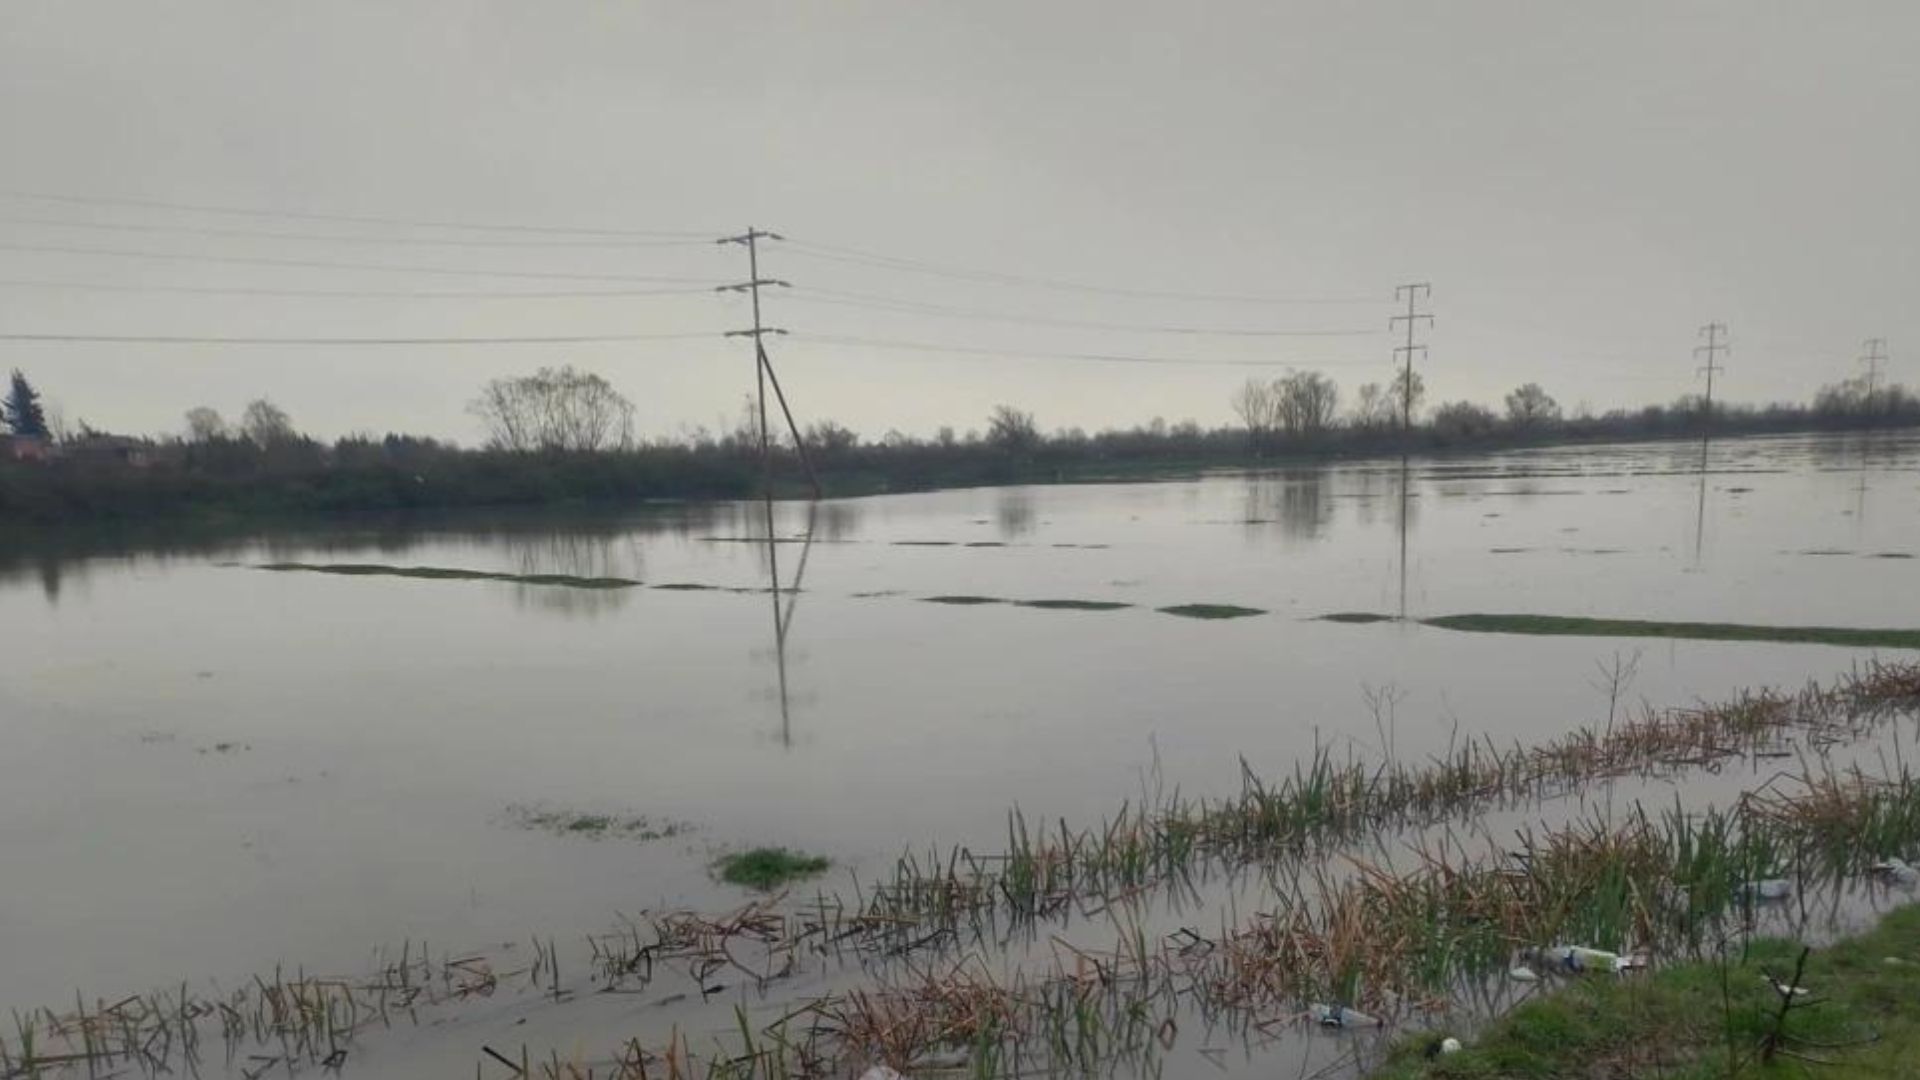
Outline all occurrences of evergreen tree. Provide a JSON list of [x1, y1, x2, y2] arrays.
[[3, 370, 49, 438]]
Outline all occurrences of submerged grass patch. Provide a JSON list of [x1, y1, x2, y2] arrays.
[[257, 562, 640, 589], [715, 847, 831, 890], [924, 594, 1005, 605], [1014, 598, 1132, 611], [1427, 613, 1920, 650], [504, 803, 690, 841], [1159, 603, 1266, 620], [1319, 611, 1920, 649]]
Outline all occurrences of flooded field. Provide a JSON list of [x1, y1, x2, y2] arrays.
[[4, 430, 1919, 1079]]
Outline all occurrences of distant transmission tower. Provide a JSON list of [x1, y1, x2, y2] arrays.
[[1694, 322, 1728, 426], [1861, 337, 1889, 413], [719, 228, 821, 498], [1390, 283, 1433, 433]]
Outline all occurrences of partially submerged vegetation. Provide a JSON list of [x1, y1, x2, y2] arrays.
[[1378, 904, 1920, 1079], [715, 847, 832, 890], [1159, 602, 1266, 619], [258, 562, 641, 589], [8, 664, 1920, 1080], [1428, 613, 1920, 650], [1320, 611, 1920, 650], [503, 804, 690, 842], [1013, 599, 1131, 612]]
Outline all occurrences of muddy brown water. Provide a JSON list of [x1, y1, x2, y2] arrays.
[[2, 430, 1917, 1076]]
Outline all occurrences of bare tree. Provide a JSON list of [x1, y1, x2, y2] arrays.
[[986, 405, 1039, 452], [468, 366, 635, 452], [1230, 378, 1279, 451], [1276, 370, 1339, 437], [240, 398, 296, 446], [1503, 382, 1562, 427], [1348, 382, 1393, 431], [1390, 368, 1427, 427], [1430, 399, 1498, 441], [805, 419, 859, 451], [184, 406, 227, 442]]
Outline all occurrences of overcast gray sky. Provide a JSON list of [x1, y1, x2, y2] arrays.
[[1, 2, 1914, 444]]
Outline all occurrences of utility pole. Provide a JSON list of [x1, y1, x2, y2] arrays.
[[1694, 322, 1728, 427], [719, 227, 821, 498], [1390, 283, 1432, 434], [1861, 337, 1888, 414]]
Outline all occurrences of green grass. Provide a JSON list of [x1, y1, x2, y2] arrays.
[[257, 562, 640, 589], [1158, 603, 1267, 620], [1426, 613, 1920, 650], [1375, 903, 1920, 1080], [716, 847, 831, 890]]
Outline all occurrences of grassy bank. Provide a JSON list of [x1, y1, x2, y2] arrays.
[[1377, 903, 1920, 1079]]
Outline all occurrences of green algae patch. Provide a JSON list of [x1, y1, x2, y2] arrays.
[[923, 595, 1005, 605], [1425, 613, 1920, 650], [1159, 603, 1266, 620], [1319, 612, 1400, 624], [715, 847, 831, 890]]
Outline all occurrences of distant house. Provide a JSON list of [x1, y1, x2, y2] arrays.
[[1, 434, 53, 463], [65, 434, 154, 468]]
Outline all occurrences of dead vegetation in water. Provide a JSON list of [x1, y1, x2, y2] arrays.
[[0, 939, 575, 1080]]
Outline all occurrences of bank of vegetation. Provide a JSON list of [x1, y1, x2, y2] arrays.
[[1378, 904, 1920, 1079], [3, 364, 1916, 524]]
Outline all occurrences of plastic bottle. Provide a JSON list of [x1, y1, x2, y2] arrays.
[[1522, 945, 1635, 974], [1309, 1003, 1381, 1028]]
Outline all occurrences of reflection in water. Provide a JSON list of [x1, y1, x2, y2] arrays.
[[1693, 438, 1711, 568], [1241, 469, 1330, 541], [995, 489, 1035, 539], [759, 499, 817, 748], [1396, 456, 1412, 619], [508, 532, 646, 618]]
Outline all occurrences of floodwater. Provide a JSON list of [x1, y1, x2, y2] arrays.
[[2, 430, 1917, 1076]]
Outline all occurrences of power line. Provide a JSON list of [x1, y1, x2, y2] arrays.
[[789, 331, 1374, 369], [0, 330, 720, 346], [0, 241, 721, 284], [785, 285, 1381, 338], [783, 238, 1381, 305], [0, 190, 712, 239], [0, 278, 717, 300], [0, 215, 713, 248]]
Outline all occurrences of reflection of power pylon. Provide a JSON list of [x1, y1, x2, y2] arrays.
[[1395, 456, 1412, 620], [1692, 448, 1709, 568], [760, 498, 817, 748]]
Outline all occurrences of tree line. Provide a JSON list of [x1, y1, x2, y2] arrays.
[[2, 362, 1915, 525]]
